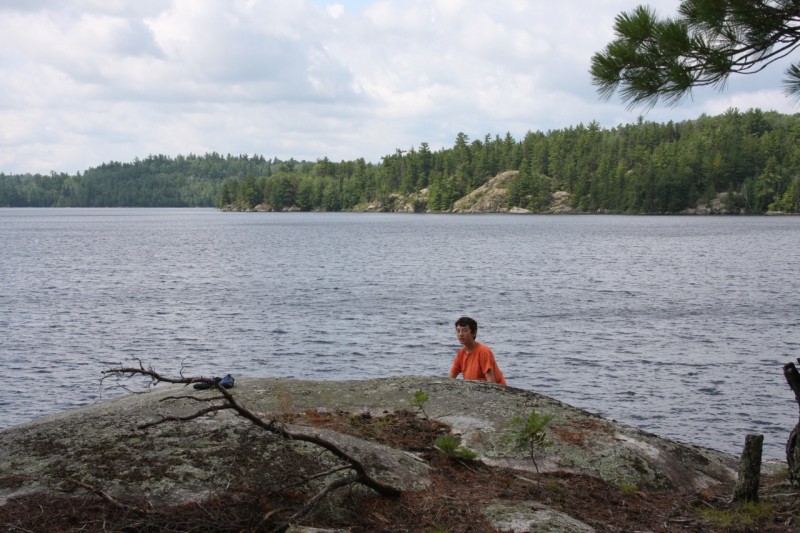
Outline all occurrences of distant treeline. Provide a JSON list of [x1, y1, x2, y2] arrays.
[[2, 108, 799, 213]]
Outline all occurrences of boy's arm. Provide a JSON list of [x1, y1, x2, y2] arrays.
[[448, 353, 461, 378]]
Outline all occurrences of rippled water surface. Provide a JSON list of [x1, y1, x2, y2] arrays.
[[1, 208, 799, 459]]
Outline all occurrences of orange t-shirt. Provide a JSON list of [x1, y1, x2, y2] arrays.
[[450, 342, 507, 386]]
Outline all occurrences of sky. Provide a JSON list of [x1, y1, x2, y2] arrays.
[[1, 0, 797, 175]]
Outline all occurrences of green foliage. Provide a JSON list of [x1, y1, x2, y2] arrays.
[[509, 409, 553, 481], [510, 409, 554, 450], [434, 435, 478, 462], [3, 110, 800, 214], [434, 435, 459, 455], [410, 389, 429, 419], [700, 501, 776, 529], [775, 176, 800, 212], [591, 0, 800, 107], [617, 482, 638, 495]]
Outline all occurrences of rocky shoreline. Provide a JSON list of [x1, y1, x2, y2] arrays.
[[0, 376, 789, 531], [223, 170, 788, 215]]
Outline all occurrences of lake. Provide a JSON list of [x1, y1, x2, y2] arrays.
[[1, 208, 798, 459]]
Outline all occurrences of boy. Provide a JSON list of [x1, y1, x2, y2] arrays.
[[448, 316, 506, 385]]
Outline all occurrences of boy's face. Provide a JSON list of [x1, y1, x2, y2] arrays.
[[455, 325, 476, 346]]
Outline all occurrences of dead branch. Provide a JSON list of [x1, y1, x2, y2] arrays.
[[278, 474, 359, 531], [103, 364, 402, 530], [68, 478, 147, 516], [138, 404, 231, 429], [160, 393, 223, 403], [214, 383, 401, 496], [103, 364, 209, 387], [284, 464, 353, 490]]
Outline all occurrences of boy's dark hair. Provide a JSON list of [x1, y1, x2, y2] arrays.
[[455, 316, 478, 335]]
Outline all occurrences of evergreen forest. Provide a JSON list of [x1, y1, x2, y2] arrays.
[[2, 108, 800, 214]]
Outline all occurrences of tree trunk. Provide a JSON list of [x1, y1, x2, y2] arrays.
[[733, 434, 763, 503], [783, 361, 800, 485]]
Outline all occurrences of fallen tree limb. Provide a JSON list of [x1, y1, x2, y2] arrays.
[[138, 404, 230, 429], [216, 384, 402, 496], [103, 365, 403, 501], [68, 478, 147, 515], [283, 474, 359, 529]]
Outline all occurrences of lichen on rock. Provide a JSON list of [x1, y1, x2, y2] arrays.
[[0, 376, 742, 530]]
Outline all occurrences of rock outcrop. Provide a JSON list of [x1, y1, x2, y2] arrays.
[[2, 377, 736, 492], [451, 171, 519, 213], [682, 192, 746, 215], [353, 170, 579, 214], [0, 376, 743, 529]]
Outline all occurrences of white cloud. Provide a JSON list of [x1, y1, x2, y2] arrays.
[[0, 0, 795, 174]]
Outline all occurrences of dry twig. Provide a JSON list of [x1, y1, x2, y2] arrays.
[[67, 478, 147, 516], [101, 364, 403, 530]]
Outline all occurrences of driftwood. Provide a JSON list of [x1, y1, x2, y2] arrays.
[[783, 360, 800, 485], [102, 362, 402, 531], [733, 434, 763, 502]]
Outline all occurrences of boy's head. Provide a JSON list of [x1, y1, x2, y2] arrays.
[[455, 316, 478, 337]]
